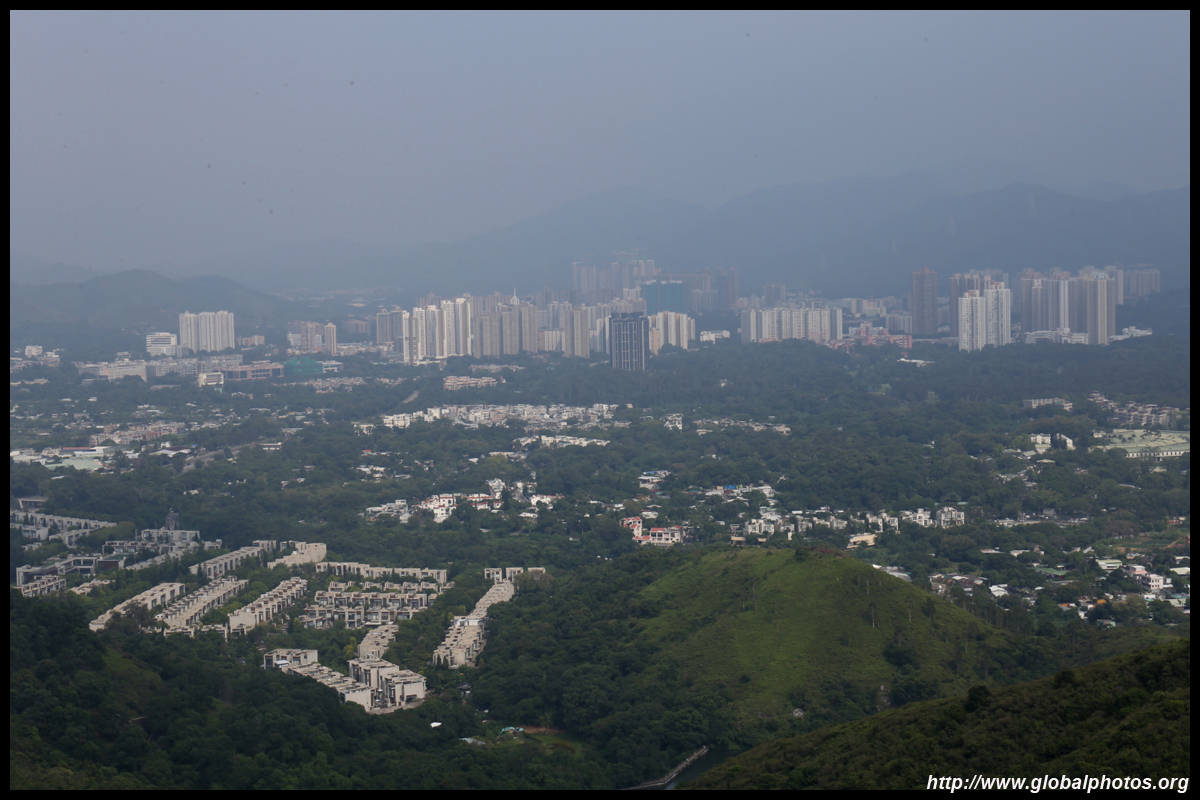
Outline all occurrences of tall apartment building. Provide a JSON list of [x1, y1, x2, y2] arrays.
[[714, 269, 739, 311], [179, 311, 235, 354], [566, 308, 591, 358], [642, 280, 688, 314], [1020, 269, 1116, 346], [323, 323, 337, 356], [610, 313, 649, 371], [472, 309, 503, 358], [740, 307, 842, 345], [392, 310, 417, 363], [1080, 273, 1116, 345], [378, 301, 476, 363], [949, 271, 1007, 337], [179, 313, 200, 354], [518, 303, 538, 353], [911, 267, 938, 336], [648, 311, 695, 354], [375, 309, 394, 346], [958, 282, 1012, 351], [1023, 273, 1072, 333], [500, 306, 521, 356], [984, 283, 1012, 347], [343, 318, 370, 337], [1123, 267, 1161, 299], [958, 291, 988, 351], [301, 321, 323, 353], [570, 253, 658, 305]]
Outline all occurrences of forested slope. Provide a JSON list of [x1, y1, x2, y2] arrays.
[[470, 548, 1176, 786], [684, 639, 1190, 790]]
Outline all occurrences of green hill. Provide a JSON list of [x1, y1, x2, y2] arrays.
[[635, 548, 1024, 732], [475, 548, 1111, 766], [684, 639, 1190, 790], [476, 547, 1177, 786]]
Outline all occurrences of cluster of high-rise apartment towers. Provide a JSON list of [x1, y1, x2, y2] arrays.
[[912, 265, 1159, 350], [373, 252, 734, 370]]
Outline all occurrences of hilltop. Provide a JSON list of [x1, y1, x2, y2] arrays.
[[471, 546, 1163, 788], [684, 638, 1190, 789], [634, 548, 1034, 730]]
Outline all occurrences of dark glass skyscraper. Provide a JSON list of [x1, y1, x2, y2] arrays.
[[609, 313, 649, 371], [641, 280, 688, 314], [911, 267, 938, 336]]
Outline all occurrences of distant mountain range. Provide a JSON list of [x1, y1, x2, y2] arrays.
[[178, 180, 1189, 298], [9, 252, 103, 286], [10, 164, 1189, 305], [8, 269, 296, 357], [10, 269, 286, 332]]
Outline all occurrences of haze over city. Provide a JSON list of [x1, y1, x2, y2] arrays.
[[10, 10, 1190, 280], [9, 11, 1191, 792]]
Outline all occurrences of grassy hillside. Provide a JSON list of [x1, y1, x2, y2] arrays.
[[637, 548, 1019, 732], [684, 638, 1190, 789], [475, 544, 1134, 785]]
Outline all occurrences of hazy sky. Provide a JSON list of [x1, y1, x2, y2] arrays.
[[10, 10, 1191, 274]]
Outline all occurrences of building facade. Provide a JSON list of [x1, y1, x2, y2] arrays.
[[179, 311, 235, 354], [145, 332, 178, 357], [609, 313, 649, 371], [911, 267, 938, 336]]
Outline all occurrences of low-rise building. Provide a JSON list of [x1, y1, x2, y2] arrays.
[[280, 661, 373, 710], [18, 575, 67, 597], [431, 575, 527, 668], [358, 624, 399, 660], [264, 648, 320, 670], [78, 360, 150, 381], [155, 577, 247, 629], [228, 577, 307, 633], [936, 507, 966, 528], [1094, 429, 1190, 460], [900, 508, 934, 528], [68, 578, 113, 596], [16, 554, 105, 586], [1023, 397, 1073, 412], [267, 541, 326, 569], [102, 527, 218, 560], [847, 532, 878, 549], [218, 361, 285, 381], [190, 543, 272, 577], [864, 513, 900, 532], [364, 499, 411, 520], [444, 375, 499, 390], [1135, 572, 1171, 594], [633, 526, 685, 547], [483, 566, 543, 583], [298, 589, 432, 629], [90, 582, 187, 631], [315, 563, 448, 584], [10, 510, 117, 538], [348, 657, 427, 709]]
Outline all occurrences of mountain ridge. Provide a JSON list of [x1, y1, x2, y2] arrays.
[[11, 171, 1189, 298]]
